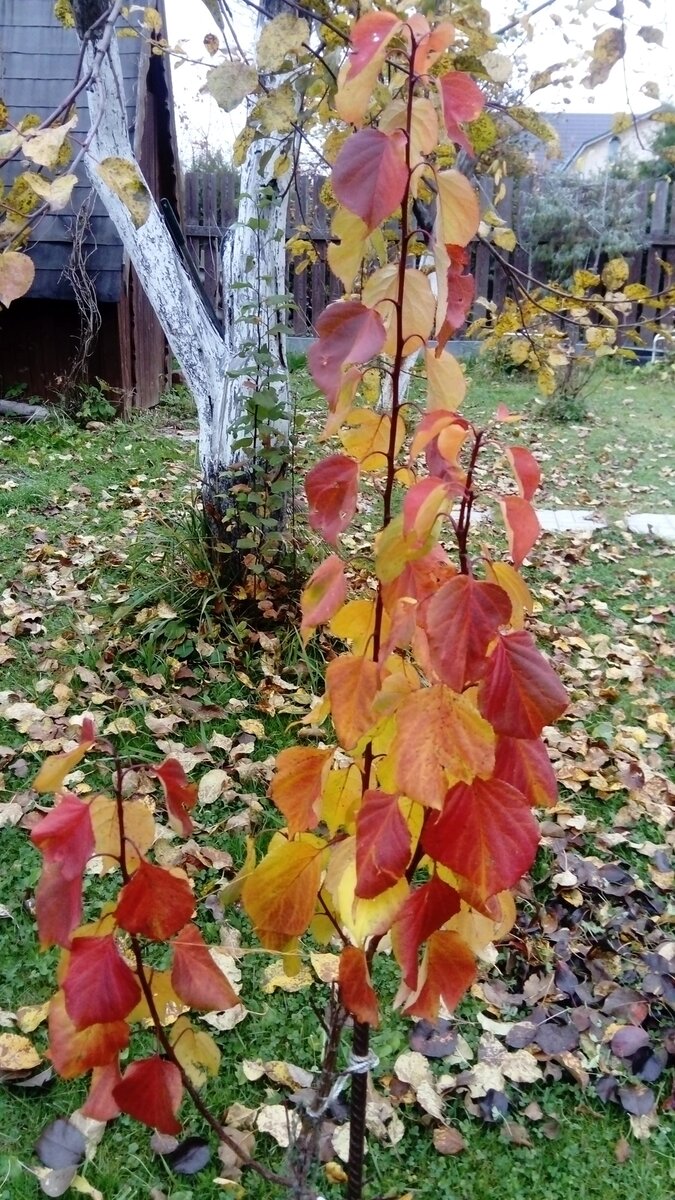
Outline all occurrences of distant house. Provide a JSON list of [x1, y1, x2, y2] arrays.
[[543, 109, 663, 175], [0, 0, 180, 409]]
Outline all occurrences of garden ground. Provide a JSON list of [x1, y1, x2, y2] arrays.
[[0, 363, 673, 1199]]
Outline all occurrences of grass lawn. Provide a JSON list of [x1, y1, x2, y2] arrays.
[[0, 365, 673, 1200]]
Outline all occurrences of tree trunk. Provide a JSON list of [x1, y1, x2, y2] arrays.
[[75, 2, 296, 575]]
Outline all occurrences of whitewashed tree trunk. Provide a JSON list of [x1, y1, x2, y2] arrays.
[[74, 0, 296, 559]]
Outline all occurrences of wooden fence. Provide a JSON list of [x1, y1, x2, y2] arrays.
[[183, 170, 675, 345]]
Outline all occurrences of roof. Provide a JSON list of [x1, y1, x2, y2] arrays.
[[0, 0, 161, 302], [541, 110, 661, 170]]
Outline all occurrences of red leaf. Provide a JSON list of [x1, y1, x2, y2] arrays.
[[393, 686, 495, 809], [499, 496, 540, 566], [113, 1057, 183, 1135], [301, 555, 348, 642], [81, 1061, 122, 1120], [494, 736, 558, 808], [63, 934, 141, 1029], [437, 265, 475, 350], [154, 758, 197, 837], [305, 454, 359, 545], [478, 631, 569, 739], [270, 746, 333, 836], [116, 860, 194, 941], [437, 71, 485, 151], [404, 930, 477, 1018], [345, 11, 402, 80], [308, 300, 386, 408], [427, 575, 512, 692], [35, 861, 83, 949], [171, 924, 239, 1011], [339, 946, 379, 1026], [355, 790, 411, 899], [31, 793, 94, 881], [506, 446, 541, 501], [392, 874, 461, 989], [333, 129, 408, 233], [48, 990, 129, 1080], [422, 777, 540, 898]]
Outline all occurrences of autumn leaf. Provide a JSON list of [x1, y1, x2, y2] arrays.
[[270, 746, 334, 836], [436, 170, 480, 247], [256, 13, 309, 71], [242, 837, 325, 950], [391, 874, 461, 989], [31, 793, 94, 879], [300, 555, 347, 643], [169, 1015, 221, 1088], [478, 631, 569, 739], [203, 61, 258, 111], [35, 861, 85, 949], [308, 300, 386, 409], [325, 654, 380, 750], [493, 736, 558, 808], [81, 1061, 123, 1121], [96, 158, 151, 229], [0, 251, 35, 308], [355, 790, 412, 899], [583, 27, 626, 88], [505, 446, 541, 501], [338, 946, 379, 1026], [335, 11, 402, 125], [422, 777, 540, 898], [116, 861, 194, 941], [427, 576, 512, 692], [499, 496, 541, 566], [170, 924, 239, 1012], [305, 455, 360, 545], [404, 930, 477, 1018], [113, 1057, 183, 1134], [154, 758, 198, 836], [62, 934, 141, 1028], [332, 129, 408, 233], [437, 71, 485, 152], [48, 991, 129, 1080], [393, 686, 495, 808]]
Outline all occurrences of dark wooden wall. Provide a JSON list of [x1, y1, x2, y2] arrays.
[[0, 300, 126, 401]]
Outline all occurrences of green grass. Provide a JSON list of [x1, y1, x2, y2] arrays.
[[0, 375, 674, 1199]]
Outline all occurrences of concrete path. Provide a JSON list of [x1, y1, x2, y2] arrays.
[[536, 509, 674, 542]]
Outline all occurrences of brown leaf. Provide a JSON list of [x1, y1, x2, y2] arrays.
[[433, 1126, 466, 1155]]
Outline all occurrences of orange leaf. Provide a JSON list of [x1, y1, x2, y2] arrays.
[[113, 1056, 183, 1135], [171, 924, 239, 1011], [63, 934, 141, 1029], [427, 575, 512, 692], [326, 653, 380, 750], [506, 446, 541, 501], [154, 758, 197, 837], [242, 837, 325, 950], [499, 496, 540, 567], [355, 790, 411, 900], [422, 777, 539, 898], [393, 686, 495, 808], [392, 874, 461, 989], [33, 722, 96, 794], [270, 746, 334, 836], [116, 861, 194, 941], [336, 11, 402, 125], [478, 630, 568, 739], [404, 930, 477, 1018], [301, 555, 347, 644], [339, 946, 379, 1026], [48, 990, 129, 1080]]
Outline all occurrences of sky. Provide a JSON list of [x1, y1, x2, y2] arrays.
[[164, 0, 674, 161]]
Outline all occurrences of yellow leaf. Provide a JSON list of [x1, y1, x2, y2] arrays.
[[242, 836, 326, 950], [256, 14, 309, 71], [320, 764, 363, 835], [327, 206, 367, 290], [326, 838, 408, 945], [425, 349, 467, 410], [329, 597, 377, 655], [483, 560, 534, 630], [0, 1032, 41, 1071], [170, 1015, 220, 1088], [96, 158, 151, 229], [583, 27, 625, 89], [204, 61, 258, 111], [339, 409, 405, 472], [252, 83, 297, 135], [22, 115, 77, 168], [362, 265, 436, 356], [261, 958, 313, 993], [89, 796, 155, 873], [16, 1002, 50, 1033], [493, 227, 517, 252], [34, 739, 94, 794], [436, 170, 480, 247], [128, 968, 187, 1026], [601, 257, 629, 291], [23, 172, 78, 212], [0, 251, 35, 308]]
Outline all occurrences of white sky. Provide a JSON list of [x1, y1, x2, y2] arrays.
[[164, 0, 674, 161]]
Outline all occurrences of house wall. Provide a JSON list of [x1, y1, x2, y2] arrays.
[[572, 119, 660, 176], [0, 300, 126, 402]]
